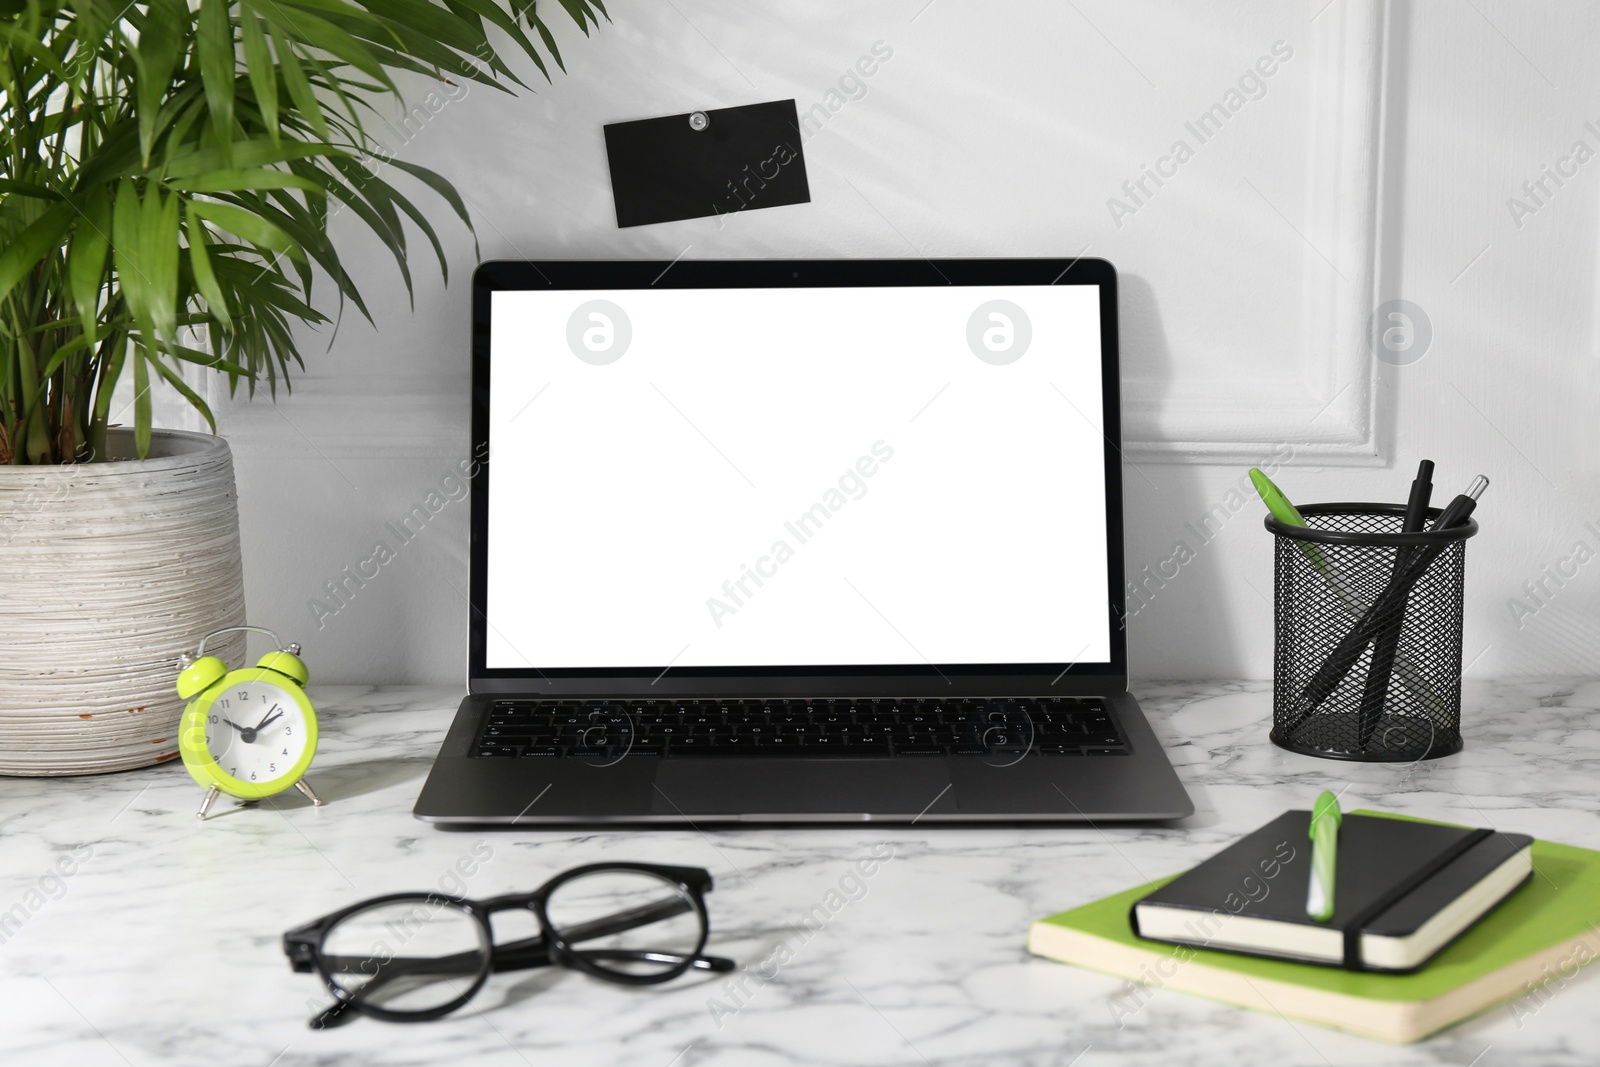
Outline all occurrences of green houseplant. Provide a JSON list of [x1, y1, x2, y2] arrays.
[[0, 0, 603, 465], [0, 0, 602, 774]]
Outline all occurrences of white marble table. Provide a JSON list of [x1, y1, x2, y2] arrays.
[[1, 680, 1596, 1067]]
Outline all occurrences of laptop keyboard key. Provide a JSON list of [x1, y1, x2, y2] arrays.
[[483, 725, 536, 739]]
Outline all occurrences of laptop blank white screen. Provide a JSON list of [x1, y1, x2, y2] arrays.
[[485, 285, 1111, 669]]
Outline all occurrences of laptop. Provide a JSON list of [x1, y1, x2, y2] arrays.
[[414, 258, 1193, 824]]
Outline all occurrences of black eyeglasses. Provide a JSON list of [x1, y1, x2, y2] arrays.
[[283, 863, 736, 1028]]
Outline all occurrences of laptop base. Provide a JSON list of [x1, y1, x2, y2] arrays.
[[415, 691, 1193, 825]]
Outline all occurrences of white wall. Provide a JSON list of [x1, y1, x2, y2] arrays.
[[167, 0, 1600, 684]]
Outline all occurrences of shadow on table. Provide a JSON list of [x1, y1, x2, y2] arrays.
[[479, 953, 732, 1016], [267, 756, 433, 808]]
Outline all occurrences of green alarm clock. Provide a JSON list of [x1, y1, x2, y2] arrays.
[[175, 626, 324, 820]]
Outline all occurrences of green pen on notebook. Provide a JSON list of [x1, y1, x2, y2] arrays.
[[1307, 791, 1341, 921]]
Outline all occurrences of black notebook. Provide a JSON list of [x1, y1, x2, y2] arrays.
[[1130, 811, 1533, 972]]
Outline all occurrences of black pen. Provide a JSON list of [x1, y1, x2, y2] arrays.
[[1356, 460, 1434, 745], [1293, 475, 1488, 727], [1425, 475, 1488, 535], [1403, 461, 1437, 540]]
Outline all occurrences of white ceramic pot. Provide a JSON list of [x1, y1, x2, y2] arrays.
[[0, 428, 247, 775]]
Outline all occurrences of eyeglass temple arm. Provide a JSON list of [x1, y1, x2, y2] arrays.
[[307, 948, 736, 1029], [569, 948, 737, 972], [310, 899, 710, 981], [492, 939, 734, 974], [312, 937, 733, 999], [492, 897, 730, 973]]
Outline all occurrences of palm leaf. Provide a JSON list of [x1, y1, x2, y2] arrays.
[[131, 343, 152, 456], [238, 4, 279, 142], [268, 19, 329, 140], [145, 349, 217, 433], [131, 0, 187, 168], [186, 198, 303, 260], [66, 187, 114, 340], [185, 207, 232, 332], [0, 198, 74, 305], [196, 0, 236, 166], [141, 184, 182, 343]]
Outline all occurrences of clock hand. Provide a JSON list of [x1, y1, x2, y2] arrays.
[[253, 705, 282, 732], [254, 710, 285, 733], [224, 716, 262, 745]]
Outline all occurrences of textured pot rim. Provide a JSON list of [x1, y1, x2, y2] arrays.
[[1, 427, 232, 476]]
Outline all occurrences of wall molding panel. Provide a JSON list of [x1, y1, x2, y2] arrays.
[[1123, 1, 1394, 465]]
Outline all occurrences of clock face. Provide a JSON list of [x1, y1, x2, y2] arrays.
[[202, 680, 310, 788]]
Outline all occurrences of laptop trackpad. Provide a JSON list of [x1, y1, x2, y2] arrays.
[[652, 760, 953, 817]]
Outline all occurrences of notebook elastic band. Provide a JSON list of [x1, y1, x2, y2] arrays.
[[1341, 828, 1493, 969]]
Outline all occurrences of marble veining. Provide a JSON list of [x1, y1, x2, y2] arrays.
[[0, 680, 1597, 1067]]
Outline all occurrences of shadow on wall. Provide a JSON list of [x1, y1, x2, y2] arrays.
[[1117, 272, 1250, 682]]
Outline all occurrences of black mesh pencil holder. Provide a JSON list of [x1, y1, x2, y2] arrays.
[[1267, 503, 1477, 762]]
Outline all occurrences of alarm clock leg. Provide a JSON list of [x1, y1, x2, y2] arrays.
[[196, 785, 221, 820], [295, 778, 325, 806]]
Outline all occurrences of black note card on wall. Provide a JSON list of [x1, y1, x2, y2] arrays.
[[602, 99, 811, 228]]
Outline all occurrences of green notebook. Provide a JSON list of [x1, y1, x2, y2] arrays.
[[1027, 812, 1600, 1043]]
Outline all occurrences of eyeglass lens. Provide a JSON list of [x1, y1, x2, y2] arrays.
[[320, 899, 490, 1013], [544, 870, 703, 978]]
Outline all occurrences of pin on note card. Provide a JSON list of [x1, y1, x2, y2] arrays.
[[602, 99, 811, 228]]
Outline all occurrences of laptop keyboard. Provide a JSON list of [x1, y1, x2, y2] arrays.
[[471, 697, 1128, 759]]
